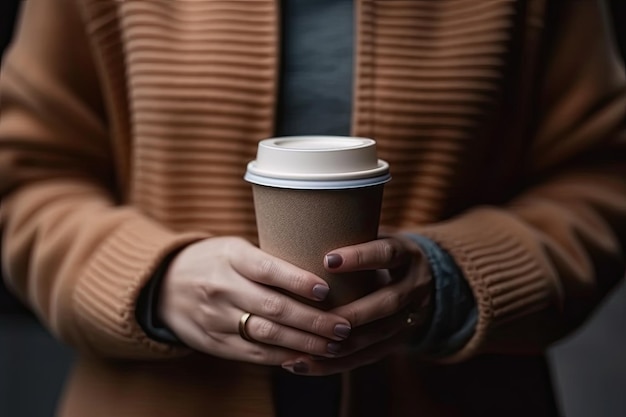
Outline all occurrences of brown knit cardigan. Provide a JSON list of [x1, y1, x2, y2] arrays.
[[1, 0, 625, 416]]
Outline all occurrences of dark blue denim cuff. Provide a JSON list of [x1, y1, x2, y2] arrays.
[[135, 249, 184, 345], [403, 234, 477, 356]]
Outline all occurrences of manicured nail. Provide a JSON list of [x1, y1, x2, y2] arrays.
[[312, 284, 330, 301], [327, 342, 342, 355], [326, 253, 343, 269], [334, 324, 351, 339], [282, 361, 309, 374]]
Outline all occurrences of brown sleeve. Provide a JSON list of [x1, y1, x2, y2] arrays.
[[0, 0, 207, 358], [412, 0, 626, 362]]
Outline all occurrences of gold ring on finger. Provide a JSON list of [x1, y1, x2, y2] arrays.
[[238, 312, 255, 342]]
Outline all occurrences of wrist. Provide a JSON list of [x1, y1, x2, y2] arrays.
[[136, 245, 188, 345]]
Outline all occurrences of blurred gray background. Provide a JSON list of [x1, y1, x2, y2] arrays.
[[1, 1, 625, 416]]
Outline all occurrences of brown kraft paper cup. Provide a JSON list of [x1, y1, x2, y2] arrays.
[[245, 136, 391, 309], [252, 184, 384, 309]]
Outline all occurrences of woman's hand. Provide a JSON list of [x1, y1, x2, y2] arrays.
[[158, 237, 353, 366], [281, 236, 433, 376]]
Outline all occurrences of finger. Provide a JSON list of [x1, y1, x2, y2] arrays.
[[324, 238, 413, 273], [243, 314, 342, 358], [184, 309, 311, 365], [230, 241, 331, 302], [328, 306, 431, 358], [175, 315, 300, 365], [235, 283, 353, 341], [282, 333, 408, 376], [325, 312, 407, 358], [330, 279, 427, 327], [193, 332, 301, 366]]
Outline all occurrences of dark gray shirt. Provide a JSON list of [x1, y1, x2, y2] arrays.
[[275, 0, 354, 138]]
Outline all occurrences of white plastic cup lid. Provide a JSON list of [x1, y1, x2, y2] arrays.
[[244, 136, 390, 190]]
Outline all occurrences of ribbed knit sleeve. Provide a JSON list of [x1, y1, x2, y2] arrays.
[[0, 0, 207, 358], [412, 0, 626, 362]]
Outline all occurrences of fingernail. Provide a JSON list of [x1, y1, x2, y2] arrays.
[[334, 324, 351, 339], [312, 284, 330, 301], [326, 253, 343, 269], [327, 342, 342, 355], [282, 361, 309, 374]]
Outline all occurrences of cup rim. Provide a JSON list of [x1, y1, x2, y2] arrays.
[[244, 170, 391, 190], [246, 159, 389, 181]]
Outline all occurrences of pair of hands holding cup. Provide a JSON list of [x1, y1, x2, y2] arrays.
[[158, 235, 433, 376]]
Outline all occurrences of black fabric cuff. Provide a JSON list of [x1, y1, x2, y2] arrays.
[[135, 248, 186, 345]]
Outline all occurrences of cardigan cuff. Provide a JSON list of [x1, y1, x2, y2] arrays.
[[72, 215, 207, 358], [403, 234, 477, 357]]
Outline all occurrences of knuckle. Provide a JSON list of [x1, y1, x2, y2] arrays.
[[198, 281, 226, 302], [302, 335, 320, 353], [226, 236, 248, 250], [382, 290, 403, 314], [343, 306, 360, 327], [381, 240, 398, 263], [309, 314, 329, 334], [223, 237, 247, 260], [256, 319, 281, 342], [353, 247, 365, 266], [248, 346, 270, 364], [291, 272, 311, 293], [248, 347, 287, 366], [257, 258, 278, 281], [262, 295, 287, 319]]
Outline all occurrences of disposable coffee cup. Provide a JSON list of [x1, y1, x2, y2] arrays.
[[245, 136, 391, 309]]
